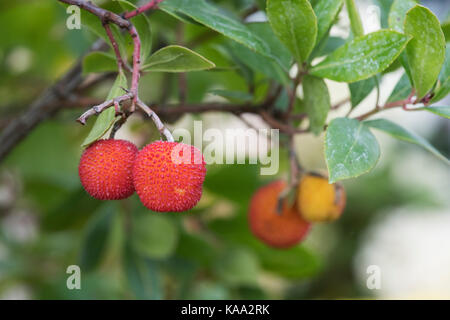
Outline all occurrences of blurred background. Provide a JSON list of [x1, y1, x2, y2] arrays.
[[0, 0, 449, 299]]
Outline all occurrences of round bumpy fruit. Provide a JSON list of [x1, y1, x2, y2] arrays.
[[133, 141, 206, 212], [248, 180, 311, 248], [296, 172, 346, 222], [78, 139, 138, 200]]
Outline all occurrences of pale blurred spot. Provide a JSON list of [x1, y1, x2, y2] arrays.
[[355, 208, 450, 299], [2, 210, 38, 243], [0, 284, 33, 300], [6, 47, 33, 74]]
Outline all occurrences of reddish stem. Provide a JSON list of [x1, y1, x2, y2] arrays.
[[103, 23, 132, 73], [124, 0, 164, 19], [128, 25, 141, 111]]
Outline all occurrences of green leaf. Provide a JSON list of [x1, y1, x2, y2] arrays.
[[349, 77, 376, 108], [142, 45, 215, 72], [159, 0, 272, 58], [311, 30, 410, 82], [267, 0, 318, 63], [430, 44, 450, 104], [312, 36, 346, 58], [345, 0, 364, 37], [123, 240, 163, 300], [421, 106, 450, 119], [313, 0, 343, 43], [81, 72, 127, 147], [82, 52, 117, 74], [214, 248, 260, 286], [132, 213, 178, 259], [325, 118, 380, 183], [365, 119, 449, 164], [388, 0, 417, 32], [116, 0, 152, 63], [209, 89, 253, 103], [404, 5, 446, 99], [387, 72, 411, 103], [303, 75, 331, 135], [79, 203, 116, 272]]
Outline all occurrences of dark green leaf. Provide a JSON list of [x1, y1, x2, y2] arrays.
[[311, 30, 410, 82], [365, 118, 449, 164], [404, 5, 446, 99], [159, 0, 272, 58], [387, 72, 411, 103], [349, 77, 376, 108], [123, 240, 163, 299], [325, 118, 380, 183], [215, 248, 260, 286], [82, 52, 117, 74], [142, 45, 215, 72], [388, 0, 417, 32], [79, 203, 116, 272], [82, 72, 127, 147], [313, 0, 343, 43], [303, 75, 330, 135], [312, 36, 346, 58], [345, 0, 364, 37], [421, 106, 450, 119], [267, 0, 318, 63]]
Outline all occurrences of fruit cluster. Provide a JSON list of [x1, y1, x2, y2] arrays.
[[249, 173, 346, 249], [78, 139, 206, 212]]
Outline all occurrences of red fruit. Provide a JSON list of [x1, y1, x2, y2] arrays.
[[78, 139, 138, 200], [133, 141, 206, 212], [249, 180, 311, 248]]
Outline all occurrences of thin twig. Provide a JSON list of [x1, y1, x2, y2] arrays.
[[123, 0, 164, 19], [77, 93, 133, 125], [136, 99, 174, 142], [103, 23, 132, 73]]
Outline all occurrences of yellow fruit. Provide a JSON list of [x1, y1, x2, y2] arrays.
[[296, 173, 346, 222]]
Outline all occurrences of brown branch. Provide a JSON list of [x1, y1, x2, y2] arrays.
[[77, 93, 134, 125]]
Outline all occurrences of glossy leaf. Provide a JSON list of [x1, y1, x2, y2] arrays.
[[267, 0, 317, 63], [159, 0, 272, 58], [349, 77, 376, 108], [387, 72, 411, 103], [303, 75, 331, 135], [365, 119, 449, 164], [388, 0, 417, 32], [325, 118, 380, 183], [81, 72, 127, 147], [79, 203, 116, 272], [142, 45, 215, 72], [421, 106, 450, 119], [404, 5, 446, 99], [311, 30, 410, 82], [82, 52, 117, 74], [314, 0, 343, 43], [430, 44, 450, 104], [345, 0, 364, 37]]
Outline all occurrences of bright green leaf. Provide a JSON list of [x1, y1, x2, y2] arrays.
[[132, 213, 178, 259], [159, 0, 272, 58], [82, 52, 117, 75], [325, 118, 380, 183], [388, 0, 417, 32], [142, 45, 215, 72], [303, 75, 331, 135], [405, 5, 446, 99], [267, 0, 318, 63], [365, 118, 449, 164], [82, 72, 127, 147], [79, 203, 116, 272], [430, 44, 450, 104], [345, 0, 364, 37], [349, 77, 376, 108], [421, 106, 450, 119], [314, 0, 343, 43], [311, 30, 410, 82]]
